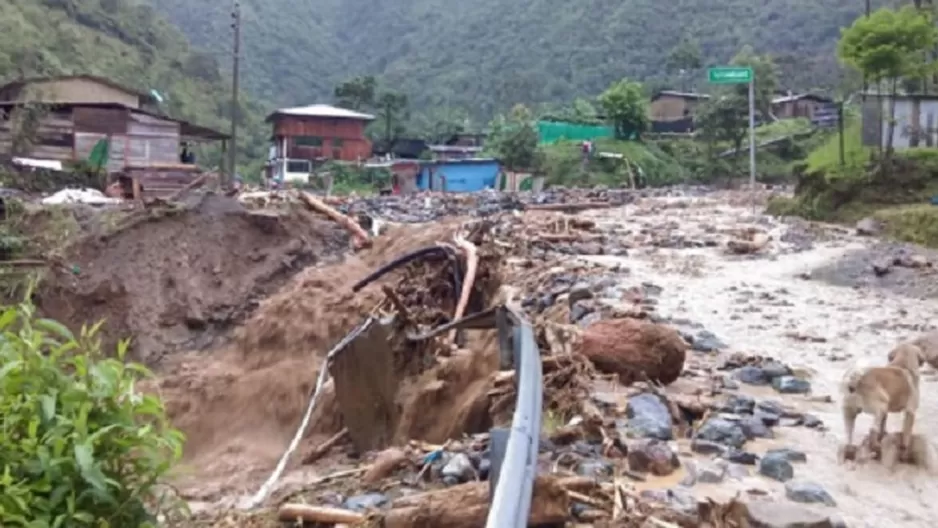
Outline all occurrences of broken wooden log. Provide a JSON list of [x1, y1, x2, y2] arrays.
[[298, 191, 371, 248], [277, 504, 364, 524], [377, 476, 569, 528]]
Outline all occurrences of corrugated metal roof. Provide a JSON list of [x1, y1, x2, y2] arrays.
[[267, 104, 375, 121]]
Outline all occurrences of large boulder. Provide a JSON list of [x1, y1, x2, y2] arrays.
[[576, 318, 687, 385]]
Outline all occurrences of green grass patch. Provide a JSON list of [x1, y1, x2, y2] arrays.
[[873, 204, 938, 248], [805, 119, 870, 180]]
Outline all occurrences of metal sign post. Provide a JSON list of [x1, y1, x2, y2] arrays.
[[708, 66, 756, 214]]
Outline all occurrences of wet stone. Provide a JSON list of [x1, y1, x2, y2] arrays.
[[695, 417, 748, 449], [720, 394, 756, 415], [726, 463, 751, 480], [759, 451, 794, 482], [767, 448, 807, 463], [735, 366, 770, 386], [576, 458, 614, 478], [785, 480, 837, 507], [679, 460, 698, 486], [725, 450, 759, 465], [570, 301, 593, 323], [741, 416, 775, 439], [627, 439, 680, 476], [756, 400, 787, 416], [745, 501, 837, 528], [692, 330, 728, 352], [755, 411, 780, 427], [697, 459, 728, 484], [773, 376, 812, 394], [761, 360, 793, 380], [441, 453, 474, 483], [803, 414, 824, 429], [342, 492, 390, 512], [625, 393, 674, 440], [691, 440, 728, 456]]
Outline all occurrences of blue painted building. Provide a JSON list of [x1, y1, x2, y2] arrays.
[[417, 158, 501, 192]]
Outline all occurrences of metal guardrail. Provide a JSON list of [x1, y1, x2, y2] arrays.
[[485, 306, 543, 528]]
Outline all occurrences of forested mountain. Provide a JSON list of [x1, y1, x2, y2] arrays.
[[0, 0, 268, 167], [148, 0, 890, 118]]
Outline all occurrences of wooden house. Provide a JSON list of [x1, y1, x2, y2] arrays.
[[771, 92, 834, 122], [0, 75, 228, 198], [0, 75, 158, 111], [266, 104, 374, 166], [649, 90, 711, 122]]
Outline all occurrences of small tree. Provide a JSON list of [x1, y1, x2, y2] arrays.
[[838, 6, 938, 155], [375, 91, 409, 145], [696, 94, 749, 175], [333, 76, 377, 111], [0, 298, 184, 526], [598, 78, 648, 140], [730, 46, 779, 121], [486, 104, 544, 172]]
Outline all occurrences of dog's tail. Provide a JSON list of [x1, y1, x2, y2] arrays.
[[841, 359, 872, 394]]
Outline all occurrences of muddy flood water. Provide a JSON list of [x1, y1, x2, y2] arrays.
[[584, 196, 938, 527]]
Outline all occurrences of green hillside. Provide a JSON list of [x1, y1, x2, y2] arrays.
[[146, 0, 886, 116], [0, 0, 268, 170]]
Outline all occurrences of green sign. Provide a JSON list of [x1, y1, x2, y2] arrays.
[[708, 67, 753, 84]]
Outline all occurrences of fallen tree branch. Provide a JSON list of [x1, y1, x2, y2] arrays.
[[298, 191, 371, 248], [301, 427, 349, 465], [278, 504, 364, 524]]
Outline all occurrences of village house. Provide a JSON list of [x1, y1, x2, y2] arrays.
[[771, 92, 835, 122], [861, 92, 938, 150], [649, 90, 711, 122], [0, 75, 228, 197]]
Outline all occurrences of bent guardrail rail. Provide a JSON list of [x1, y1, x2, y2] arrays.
[[485, 306, 543, 528]]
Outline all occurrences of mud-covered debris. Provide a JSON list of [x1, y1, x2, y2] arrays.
[[577, 318, 688, 385]]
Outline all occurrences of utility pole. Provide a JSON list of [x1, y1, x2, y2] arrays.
[[227, 0, 241, 187]]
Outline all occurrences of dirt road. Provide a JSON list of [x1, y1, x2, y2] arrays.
[[585, 194, 938, 527]]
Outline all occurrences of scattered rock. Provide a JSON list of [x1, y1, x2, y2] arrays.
[[759, 451, 795, 482], [441, 453, 475, 484], [695, 417, 748, 449], [696, 459, 728, 483], [691, 440, 728, 456], [735, 366, 770, 386], [576, 459, 614, 478], [855, 217, 881, 236], [744, 500, 837, 528], [627, 439, 680, 476], [725, 450, 759, 465], [785, 480, 837, 506], [766, 448, 807, 463], [720, 394, 756, 415], [625, 393, 674, 440], [772, 376, 811, 394], [692, 330, 728, 352], [741, 416, 775, 439], [342, 492, 390, 512], [577, 318, 687, 385]]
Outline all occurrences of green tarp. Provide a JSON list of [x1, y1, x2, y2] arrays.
[[537, 120, 614, 144]]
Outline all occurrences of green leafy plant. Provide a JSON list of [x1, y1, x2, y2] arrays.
[[0, 298, 184, 527]]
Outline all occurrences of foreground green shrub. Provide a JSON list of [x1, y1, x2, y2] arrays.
[[0, 301, 184, 527]]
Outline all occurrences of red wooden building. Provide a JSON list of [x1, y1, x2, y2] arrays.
[[266, 104, 374, 165]]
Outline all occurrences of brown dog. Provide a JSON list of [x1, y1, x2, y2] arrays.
[[841, 343, 925, 461], [907, 330, 938, 370]]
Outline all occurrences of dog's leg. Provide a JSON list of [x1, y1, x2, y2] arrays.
[[840, 404, 860, 463], [901, 410, 916, 460]]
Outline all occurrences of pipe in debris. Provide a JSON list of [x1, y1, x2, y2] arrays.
[[352, 246, 462, 302], [451, 234, 478, 341]]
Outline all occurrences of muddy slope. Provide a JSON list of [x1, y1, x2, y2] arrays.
[[37, 193, 349, 365]]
